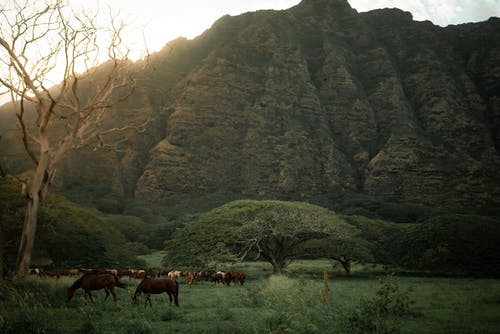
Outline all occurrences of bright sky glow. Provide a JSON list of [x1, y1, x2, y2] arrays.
[[1, 0, 499, 106], [76, 0, 500, 60]]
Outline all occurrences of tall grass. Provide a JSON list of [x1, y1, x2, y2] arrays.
[[1, 270, 499, 334]]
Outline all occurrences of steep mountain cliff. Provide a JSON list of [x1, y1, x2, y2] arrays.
[[3, 0, 500, 211]]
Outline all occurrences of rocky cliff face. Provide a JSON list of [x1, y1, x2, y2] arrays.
[[126, 0, 500, 208], [31, 0, 500, 209]]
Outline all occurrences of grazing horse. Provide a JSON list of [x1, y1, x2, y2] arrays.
[[132, 278, 179, 307], [231, 271, 246, 285], [67, 273, 126, 303]]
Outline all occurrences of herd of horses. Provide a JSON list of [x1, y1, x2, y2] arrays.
[[31, 268, 246, 307]]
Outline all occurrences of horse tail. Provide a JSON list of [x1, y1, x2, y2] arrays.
[[114, 274, 127, 288]]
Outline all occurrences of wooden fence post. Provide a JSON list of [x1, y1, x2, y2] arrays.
[[323, 269, 329, 303]]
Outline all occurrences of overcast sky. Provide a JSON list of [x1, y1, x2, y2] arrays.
[[88, 0, 500, 57]]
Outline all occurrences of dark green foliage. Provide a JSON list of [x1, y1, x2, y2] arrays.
[[399, 214, 500, 276], [102, 214, 178, 251], [0, 179, 143, 272], [330, 193, 448, 223], [95, 196, 125, 214], [342, 215, 411, 267], [0, 179, 25, 277], [36, 194, 143, 268]]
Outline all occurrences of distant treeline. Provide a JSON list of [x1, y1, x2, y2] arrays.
[[2, 178, 500, 278]]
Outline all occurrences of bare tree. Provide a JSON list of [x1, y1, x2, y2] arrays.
[[0, 0, 139, 279]]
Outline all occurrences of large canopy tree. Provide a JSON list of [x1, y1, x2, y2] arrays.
[[0, 0, 141, 279], [164, 200, 358, 273]]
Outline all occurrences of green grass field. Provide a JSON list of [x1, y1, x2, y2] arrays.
[[1, 262, 499, 333]]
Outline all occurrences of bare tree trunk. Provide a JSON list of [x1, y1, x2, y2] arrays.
[[14, 144, 50, 280], [14, 195, 40, 280]]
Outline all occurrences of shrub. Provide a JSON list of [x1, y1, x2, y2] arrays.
[[344, 280, 414, 334]]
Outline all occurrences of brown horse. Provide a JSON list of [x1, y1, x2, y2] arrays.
[[67, 273, 126, 303], [132, 278, 179, 307]]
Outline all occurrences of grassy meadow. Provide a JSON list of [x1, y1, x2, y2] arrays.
[[1, 261, 499, 333]]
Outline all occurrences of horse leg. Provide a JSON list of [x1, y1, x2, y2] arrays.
[[104, 288, 110, 301], [110, 286, 116, 302], [145, 294, 152, 308], [168, 292, 173, 305], [87, 291, 95, 303], [173, 291, 179, 307]]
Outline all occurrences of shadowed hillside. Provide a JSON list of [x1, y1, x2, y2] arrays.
[[1, 0, 499, 215]]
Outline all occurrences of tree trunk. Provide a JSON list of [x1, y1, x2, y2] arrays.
[[13, 194, 40, 280], [13, 134, 51, 280], [340, 258, 351, 275], [272, 261, 282, 274], [271, 255, 287, 274], [332, 256, 351, 275]]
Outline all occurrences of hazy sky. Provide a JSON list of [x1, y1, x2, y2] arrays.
[[1, 0, 499, 106], [85, 0, 500, 57]]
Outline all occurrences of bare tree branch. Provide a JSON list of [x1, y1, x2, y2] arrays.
[[0, 0, 148, 279]]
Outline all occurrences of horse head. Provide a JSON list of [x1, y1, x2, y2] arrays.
[[131, 292, 140, 305]]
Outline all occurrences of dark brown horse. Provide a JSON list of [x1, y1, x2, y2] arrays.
[[132, 278, 179, 307], [67, 273, 126, 303]]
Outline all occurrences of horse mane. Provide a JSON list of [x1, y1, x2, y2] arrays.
[[135, 277, 148, 291], [69, 272, 93, 289]]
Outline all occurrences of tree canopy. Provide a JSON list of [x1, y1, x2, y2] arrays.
[[163, 200, 358, 273]]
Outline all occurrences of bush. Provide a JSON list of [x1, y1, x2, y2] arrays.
[[344, 280, 414, 334]]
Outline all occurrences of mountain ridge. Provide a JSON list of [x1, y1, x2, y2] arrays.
[[2, 0, 499, 212]]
